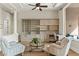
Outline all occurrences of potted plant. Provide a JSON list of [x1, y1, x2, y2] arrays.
[[31, 37, 39, 47]]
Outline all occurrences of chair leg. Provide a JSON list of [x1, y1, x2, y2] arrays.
[[16, 53, 22, 56], [49, 54, 56, 56], [42, 50, 44, 52]]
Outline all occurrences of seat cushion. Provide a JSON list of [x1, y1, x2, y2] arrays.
[[61, 38, 68, 46], [6, 43, 25, 56]]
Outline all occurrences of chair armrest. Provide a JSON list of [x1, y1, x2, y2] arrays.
[[7, 43, 25, 49], [49, 43, 64, 49], [9, 41, 18, 45]]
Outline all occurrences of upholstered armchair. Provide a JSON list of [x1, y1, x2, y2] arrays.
[[0, 39, 25, 56], [2, 33, 19, 42], [43, 38, 72, 56]]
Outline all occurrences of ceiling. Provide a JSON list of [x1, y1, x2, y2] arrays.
[[11, 3, 66, 10], [69, 3, 79, 8], [0, 3, 67, 13]]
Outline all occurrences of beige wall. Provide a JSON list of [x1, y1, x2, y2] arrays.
[[66, 7, 79, 35], [17, 10, 59, 34], [18, 10, 58, 19]]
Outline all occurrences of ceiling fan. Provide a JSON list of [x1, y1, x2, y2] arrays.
[[28, 3, 48, 11]]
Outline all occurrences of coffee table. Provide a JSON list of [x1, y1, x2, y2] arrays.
[[29, 43, 44, 52]]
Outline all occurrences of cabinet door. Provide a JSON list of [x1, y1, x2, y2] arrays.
[[40, 20, 47, 25], [48, 25, 59, 30], [40, 20, 59, 25], [40, 26, 48, 30]]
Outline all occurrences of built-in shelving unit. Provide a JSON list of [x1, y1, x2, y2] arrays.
[[22, 19, 59, 34]]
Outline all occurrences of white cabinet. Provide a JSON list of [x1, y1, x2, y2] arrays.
[[40, 19, 59, 25], [40, 26, 48, 30]]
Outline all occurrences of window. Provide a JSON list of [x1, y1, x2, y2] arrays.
[[3, 19, 8, 35]]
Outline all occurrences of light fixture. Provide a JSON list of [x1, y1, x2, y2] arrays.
[[36, 7, 40, 10]]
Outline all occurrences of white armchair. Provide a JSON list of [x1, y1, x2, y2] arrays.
[[0, 33, 25, 56], [0, 39, 25, 56], [43, 38, 71, 56]]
